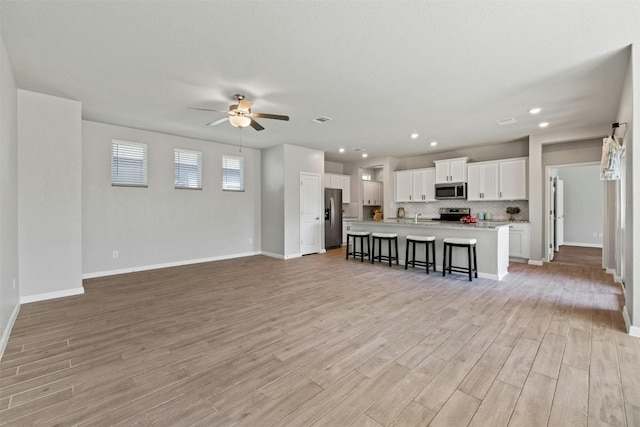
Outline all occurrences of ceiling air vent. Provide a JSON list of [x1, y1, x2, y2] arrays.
[[312, 116, 332, 124], [497, 118, 517, 126]]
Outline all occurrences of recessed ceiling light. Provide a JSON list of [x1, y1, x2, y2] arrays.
[[538, 122, 550, 128], [338, 148, 345, 153], [362, 153, 368, 158], [410, 133, 419, 139], [529, 107, 542, 114], [430, 141, 438, 147]]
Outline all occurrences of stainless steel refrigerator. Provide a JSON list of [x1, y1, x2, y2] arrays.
[[324, 188, 343, 249]]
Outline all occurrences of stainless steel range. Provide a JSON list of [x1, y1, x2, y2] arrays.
[[437, 207, 471, 221]]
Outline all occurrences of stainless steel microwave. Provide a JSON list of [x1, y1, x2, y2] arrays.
[[435, 183, 467, 200]]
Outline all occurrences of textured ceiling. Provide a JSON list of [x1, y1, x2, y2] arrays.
[[1, 1, 638, 162]]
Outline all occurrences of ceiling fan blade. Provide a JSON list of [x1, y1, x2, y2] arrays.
[[249, 119, 265, 131], [253, 112, 290, 121], [189, 107, 227, 113], [206, 117, 229, 127], [238, 99, 253, 112]]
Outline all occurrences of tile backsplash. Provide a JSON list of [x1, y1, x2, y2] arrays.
[[391, 200, 529, 221]]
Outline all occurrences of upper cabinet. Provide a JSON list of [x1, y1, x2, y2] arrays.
[[466, 157, 528, 201], [499, 158, 527, 200], [434, 157, 468, 183], [467, 162, 499, 201], [395, 168, 435, 202], [363, 180, 383, 206], [324, 173, 351, 203]]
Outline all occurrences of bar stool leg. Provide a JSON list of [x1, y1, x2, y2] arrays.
[[395, 238, 399, 265], [431, 241, 436, 273], [425, 241, 430, 274], [467, 244, 472, 281], [404, 240, 410, 270], [448, 244, 453, 274], [473, 244, 478, 278], [442, 243, 447, 276], [359, 236, 364, 262], [387, 238, 392, 267], [346, 235, 350, 260]]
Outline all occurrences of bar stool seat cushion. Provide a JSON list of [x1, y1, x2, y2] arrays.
[[372, 232, 398, 238], [347, 231, 370, 236], [406, 235, 436, 242], [443, 237, 477, 245]]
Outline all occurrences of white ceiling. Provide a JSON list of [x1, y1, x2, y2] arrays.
[[1, 1, 637, 162]]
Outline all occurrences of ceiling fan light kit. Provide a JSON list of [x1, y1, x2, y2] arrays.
[[229, 115, 251, 128], [190, 93, 289, 132]]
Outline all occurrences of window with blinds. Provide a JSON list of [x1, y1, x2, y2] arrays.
[[174, 148, 202, 190], [222, 155, 245, 192], [111, 140, 148, 187]]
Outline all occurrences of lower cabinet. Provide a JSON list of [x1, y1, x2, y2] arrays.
[[508, 223, 530, 259], [342, 221, 349, 245]]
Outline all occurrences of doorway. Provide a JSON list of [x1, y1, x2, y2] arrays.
[[545, 162, 603, 265], [300, 172, 321, 255]]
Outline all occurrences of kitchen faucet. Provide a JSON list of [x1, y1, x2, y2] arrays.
[[415, 212, 421, 223]]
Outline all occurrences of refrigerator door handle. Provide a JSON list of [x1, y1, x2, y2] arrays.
[[330, 197, 335, 227]]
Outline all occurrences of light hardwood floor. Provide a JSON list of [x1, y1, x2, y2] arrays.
[[552, 245, 603, 268], [1, 249, 639, 426]]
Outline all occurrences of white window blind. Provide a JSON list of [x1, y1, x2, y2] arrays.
[[174, 148, 202, 189], [222, 155, 245, 191], [111, 140, 148, 187]]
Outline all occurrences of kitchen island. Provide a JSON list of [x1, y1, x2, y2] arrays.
[[349, 219, 510, 280]]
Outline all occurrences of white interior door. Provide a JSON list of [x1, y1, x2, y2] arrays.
[[300, 173, 321, 255], [555, 179, 564, 250], [547, 176, 556, 261]]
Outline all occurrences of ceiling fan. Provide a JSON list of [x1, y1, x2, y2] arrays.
[[189, 94, 289, 131]]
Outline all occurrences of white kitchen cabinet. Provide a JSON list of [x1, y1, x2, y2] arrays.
[[467, 162, 499, 201], [395, 168, 436, 202], [424, 168, 436, 201], [363, 180, 383, 206], [434, 157, 468, 183], [324, 173, 351, 203], [395, 170, 413, 202], [340, 175, 351, 203], [499, 158, 528, 200], [508, 223, 530, 259]]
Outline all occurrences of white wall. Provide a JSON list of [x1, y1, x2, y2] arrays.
[[557, 164, 603, 246], [18, 90, 83, 301], [283, 145, 324, 258], [261, 145, 285, 257], [82, 121, 261, 276], [619, 45, 638, 332], [0, 33, 19, 357], [260, 144, 324, 258], [324, 161, 343, 174]]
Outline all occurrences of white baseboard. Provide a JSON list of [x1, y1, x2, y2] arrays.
[[20, 287, 85, 304], [621, 306, 640, 337], [0, 302, 20, 361], [561, 242, 603, 248], [528, 259, 544, 266], [261, 251, 284, 259], [82, 251, 261, 279], [284, 253, 302, 260]]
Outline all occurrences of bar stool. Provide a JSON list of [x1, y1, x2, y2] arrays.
[[405, 235, 436, 274], [371, 232, 399, 267], [346, 231, 370, 262], [442, 237, 478, 281]]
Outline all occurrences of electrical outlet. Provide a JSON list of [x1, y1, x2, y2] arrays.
[[592, 232, 597, 237], [248, 238, 253, 244], [12, 278, 16, 290], [112, 251, 119, 259], [599, 232, 603, 237]]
